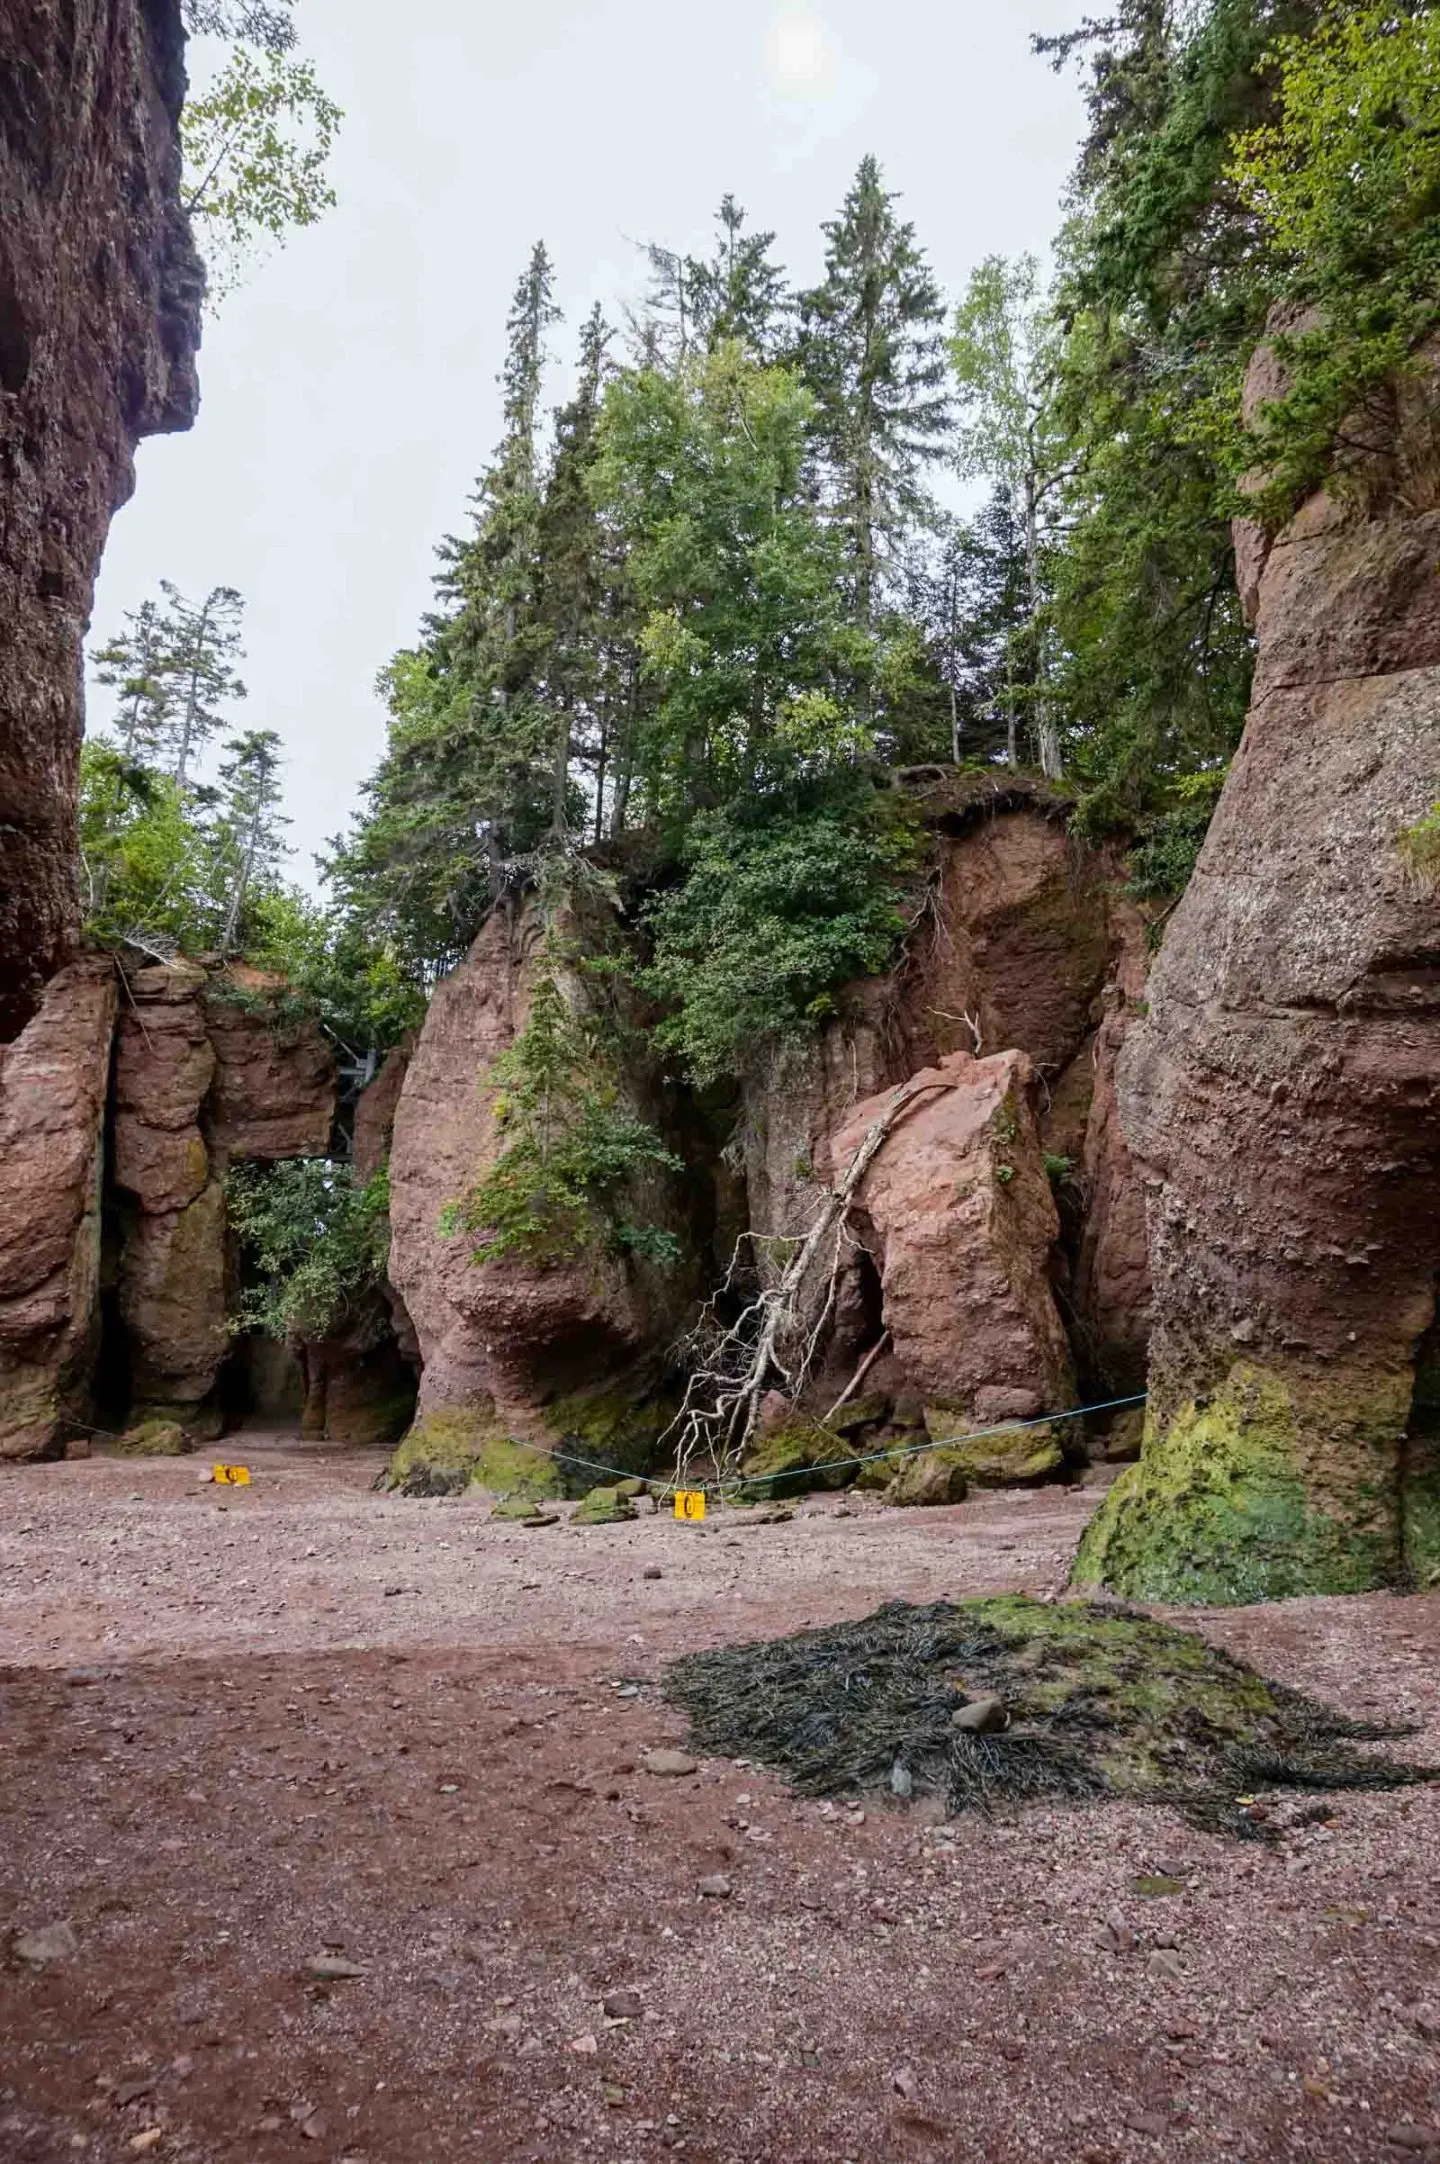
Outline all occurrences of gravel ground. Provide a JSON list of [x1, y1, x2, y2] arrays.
[[1, 1433, 1437, 2164]]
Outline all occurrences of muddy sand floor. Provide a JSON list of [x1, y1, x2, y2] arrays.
[[1, 1436, 1437, 2164]]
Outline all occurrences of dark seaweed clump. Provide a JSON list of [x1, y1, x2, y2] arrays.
[[664, 1596, 1434, 1839]]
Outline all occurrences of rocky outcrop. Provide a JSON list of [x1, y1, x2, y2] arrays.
[[110, 964, 335, 1431], [0, 0, 201, 1042], [388, 906, 686, 1440], [742, 777, 1150, 1424], [353, 1036, 414, 1179], [297, 1299, 417, 1447], [1080, 338, 1440, 1604], [825, 1052, 1076, 1478], [0, 959, 117, 1455]]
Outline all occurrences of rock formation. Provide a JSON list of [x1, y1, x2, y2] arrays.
[[824, 1051, 1076, 1482], [110, 965, 335, 1432], [0, 0, 201, 1042], [388, 905, 687, 1447], [1079, 338, 1440, 1603], [0, 959, 117, 1456], [742, 777, 1151, 1422]]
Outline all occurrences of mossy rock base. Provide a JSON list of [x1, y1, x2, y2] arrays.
[[827, 1392, 891, 1437], [1075, 1364, 1403, 1606], [664, 1594, 1435, 1838], [739, 1419, 859, 1503], [110, 1420, 194, 1458], [545, 1383, 676, 1495], [381, 1408, 564, 1503], [573, 1484, 639, 1525], [922, 1409, 1064, 1487], [886, 1448, 969, 1508]]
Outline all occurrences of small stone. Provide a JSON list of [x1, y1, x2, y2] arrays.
[[168, 2058, 194, 2080], [1124, 2111, 1171, 2139], [13, 1922, 78, 1965], [1386, 2130, 1438, 2153], [305, 1955, 366, 1981], [643, 1750, 697, 1778], [128, 2136, 163, 2156], [697, 1875, 732, 1899], [951, 1698, 1007, 1734], [568, 2033, 599, 2056], [1097, 1914, 1136, 1954], [890, 1762, 914, 1799], [602, 1989, 643, 2021], [113, 2078, 155, 2107], [64, 1668, 101, 1687], [891, 2068, 918, 2102], [643, 1566, 663, 1581], [299, 2114, 326, 2143], [486, 2015, 522, 2042], [1148, 1949, 1185, 1982]]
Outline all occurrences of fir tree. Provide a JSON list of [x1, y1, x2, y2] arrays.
[[798, 156, 953, 629], [687, 196, 790, 361], [215, 728, 290, 950], [160, 582, 248, 788], [92, 599, 175, 764]]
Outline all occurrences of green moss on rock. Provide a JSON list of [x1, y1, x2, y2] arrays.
[[1075, 1364, 1401, 1605], [545, 1385, 674, 1494], [573, 1484, 639, 1525], [922, 1407, 1063, 1487], [886, 1448, 969, 1508], [827, 1392, 891, 1437], [739, 1419, 859, 1502], [382, 1408, 564, 1502], [110, 1420, 193, 1457]]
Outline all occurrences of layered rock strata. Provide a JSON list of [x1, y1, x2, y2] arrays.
[[0, 959, 117, 1455], [1080, 341, 1440, 1602], [0, 0, 201, 1041]]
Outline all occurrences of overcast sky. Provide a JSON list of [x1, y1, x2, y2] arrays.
[[90, 0, 1088, 890]]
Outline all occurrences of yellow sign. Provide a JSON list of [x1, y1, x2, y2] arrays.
[[212, 1463, 251, 1486], [674, 1490, 706, 1522]]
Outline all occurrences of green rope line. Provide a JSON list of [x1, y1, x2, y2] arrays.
[[547, 1392, 1149, 1501]]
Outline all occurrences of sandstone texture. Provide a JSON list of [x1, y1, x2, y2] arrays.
[[0, 0, 201, 1041], [110, 963, 335, 1430], [0, 958, 116, 1456], [1082, 338, 1440, 1604], [742, 779, 1150, 1422], [388, 906, 686, 1442], [825, 1053, 1075, 1472]]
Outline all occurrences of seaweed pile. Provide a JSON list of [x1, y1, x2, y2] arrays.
[[664, 1597, 1433, 1838]]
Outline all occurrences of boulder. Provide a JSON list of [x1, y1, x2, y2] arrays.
[[382, 1408, 565, 1502], [0, 959, 117, 1456], [1082, 334, 1440, 1604], [823, 1053, 1076, 1452], [0, 0, 201, 1040]]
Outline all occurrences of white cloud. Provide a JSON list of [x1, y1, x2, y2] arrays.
[[764, 5, 837, 97]]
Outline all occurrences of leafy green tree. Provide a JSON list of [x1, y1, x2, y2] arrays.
[[799, 156, 953, 630], [593, 342, 860, 824], [950, 255, 1069, 774], [228, 1159, 392, 1343], [77, 743, 213, 951], [1228, 1, 1440, 520], [182, 46, 342, 301], [214, 728, 290, 951]]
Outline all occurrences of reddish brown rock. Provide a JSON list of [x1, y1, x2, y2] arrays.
[[1071, 892, 1153, 1394], [111, 962, 335, 1427], [0, 958, 117, 1456], [825, 1052, 1075, 1438], [203, 969, 335, 1166], [388, 907, 678, 1434], [297, 1295, 417, 1448], [353, 1036, 414, 1180], [1082, 337, 1440, 1604], [0, 0, 201, 1042]]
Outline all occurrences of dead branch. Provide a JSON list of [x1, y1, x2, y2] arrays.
[[824, 1329, 893, 1425], [663, 1076, 953, 1485]]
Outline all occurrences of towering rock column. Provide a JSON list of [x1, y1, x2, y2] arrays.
[[0, 0, 202, 1041], [1078, 340, 1440, 1602]]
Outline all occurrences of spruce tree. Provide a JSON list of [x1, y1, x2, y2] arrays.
[[215, 728, 290, 950], [687, 196, 790, 361], [798, 156, 953, 629], [159, 582, 248, 788], [92, 599, 175, 764]]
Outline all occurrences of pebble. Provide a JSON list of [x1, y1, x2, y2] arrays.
[[891, 2068, 919, 2101], [1124, 2110, 1171, 2138], [951, 1698, 1008, 1734], [603, 1988, 644, 2020], [697, 1875, 732, 1899], [568, 2033, 599, 2055], [643, 1750, 697, 1778], [1148, 1949, 1185, 1982], [127, 2135, 163, 2156], [643, 1567, 663, 1581], [1386, 2130, 1438, 2153], [890, 1763, 914, 1799], [305, 1955, 367, 1981], [13, 1922, 78, 1966]]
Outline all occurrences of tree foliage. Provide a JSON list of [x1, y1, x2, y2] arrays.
[[228, 1159, 392, 1342]]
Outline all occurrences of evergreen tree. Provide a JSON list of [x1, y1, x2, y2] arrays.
[[215, 728, 290, 951], [798, 156, 953, 629], [159, 581, 249, 788], [92, 599, 175, 764], [687, 196, 790, 361]]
